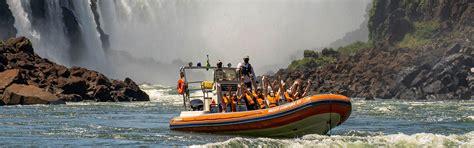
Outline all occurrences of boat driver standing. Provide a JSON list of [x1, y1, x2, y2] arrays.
[[238, 56, 257, 90]]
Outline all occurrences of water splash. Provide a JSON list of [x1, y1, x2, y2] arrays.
[[195, 132, 474, 147]]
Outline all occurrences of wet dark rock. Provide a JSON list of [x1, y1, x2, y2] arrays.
[[2, 84, 64, 105], [93, 85, 112, 102], [0, 37, 149, 105], [60, 76, 88, 96]]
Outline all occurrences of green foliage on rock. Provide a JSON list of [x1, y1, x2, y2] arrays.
[[289, 49, 338, 70], [336, 41, 372, 56], [303, 50, 319, 58], [398, 20, 440, 48]]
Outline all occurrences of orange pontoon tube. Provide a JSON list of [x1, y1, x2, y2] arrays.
[[170, 94, 351, 137]]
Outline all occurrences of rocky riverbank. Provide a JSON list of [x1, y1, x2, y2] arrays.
[[0, 37, 149, 105], [271, 0, 473, 100]]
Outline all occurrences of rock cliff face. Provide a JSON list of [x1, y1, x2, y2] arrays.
[[369, 0, 472, 49], [273, 0, 473, 100], [0, 37, 149, 105]]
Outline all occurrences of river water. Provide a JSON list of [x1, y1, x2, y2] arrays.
[[0, 84, 472, 147]]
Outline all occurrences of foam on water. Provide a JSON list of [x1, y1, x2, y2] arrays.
[[195, 132, 474, 147], [1, 85, 473, 147]]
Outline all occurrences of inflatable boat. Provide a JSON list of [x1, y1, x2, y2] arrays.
[[170, 66, 351, 137]]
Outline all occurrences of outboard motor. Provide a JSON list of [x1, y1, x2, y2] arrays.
[[190, 99, 204, 111]]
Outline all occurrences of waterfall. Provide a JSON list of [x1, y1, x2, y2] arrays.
[[6, 0, 39, 42], [70, 0, 106, 70], [6, 0, 106, 71], [37, 0, 70, 65], [5, 0, 371, 85]]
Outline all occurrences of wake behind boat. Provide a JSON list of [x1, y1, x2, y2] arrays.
[[169, 61, 352, 137]]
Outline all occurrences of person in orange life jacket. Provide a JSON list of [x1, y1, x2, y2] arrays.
[[231, 92, 239, 112], [300, 79, 313, 99], [285, 79, 301, 102], [252, 87, 267, 109], [285, 79, 313, 100], [249, 77, 266, 109], [221, 85, 239, 112], [262, 76, 280, 108], [177, 72, 186, 95], [237, 56, 257, 90], [278, 78, 289, 105], [232, 79, 249, 112], [237, 76, 255, 110]]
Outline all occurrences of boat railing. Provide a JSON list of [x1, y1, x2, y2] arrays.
[[179, 66, 239, 111]]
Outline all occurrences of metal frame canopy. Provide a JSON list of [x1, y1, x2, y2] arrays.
[[179, 66, 239, 110]]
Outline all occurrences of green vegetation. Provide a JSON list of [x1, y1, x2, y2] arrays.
[[398, 20, 440, 48], [288, 41, 372, 70], [0, 40, 4, 46], [288, 49, 337, 70], [336, 41, 372, 56]]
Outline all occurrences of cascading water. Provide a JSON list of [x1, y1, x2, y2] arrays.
[[5, 0, 370, 85], [69, 0, 106, 71], [6, 0, 39, 43], [6, 0, 106, 71]]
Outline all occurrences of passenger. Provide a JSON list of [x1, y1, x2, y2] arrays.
[[301, 80, 313, 99], [250, 78, 266, 109], [278, 80, 289, 105], [177, 72, 186, 95], [237, 56, 257, 90], [239, 76, 256, 110], [229, 89, 238, 112], [286, 79, 313, 100], [243, 87, 257, 110], [253, 88, 267, 109], [284, 80, 302, 102], [218, 85, 232, 112], [262, 76, 279, 108]]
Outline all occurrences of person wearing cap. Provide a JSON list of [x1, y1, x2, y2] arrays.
[[215, 60, 225, 81], [237, 56, 257, 90], [215, 60, 227, 112]]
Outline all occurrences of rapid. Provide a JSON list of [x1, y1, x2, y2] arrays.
[[0, 85, 472, 147]]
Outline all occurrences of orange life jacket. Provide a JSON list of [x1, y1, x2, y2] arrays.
[[244, 93, 255, 105], [177, 79, 185, 95], [267, 95, 278, 108], [252, 92, 266, 109], [222, 96, 230, 105]]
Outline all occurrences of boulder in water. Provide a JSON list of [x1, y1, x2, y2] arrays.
[[1, 84, 64, 105]]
